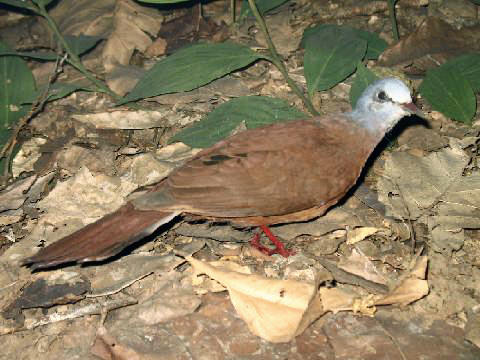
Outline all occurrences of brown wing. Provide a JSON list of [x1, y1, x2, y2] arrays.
[[133, 118, 375, 221]]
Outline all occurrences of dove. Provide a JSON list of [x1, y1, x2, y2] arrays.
[[24, 77, 419, 270]]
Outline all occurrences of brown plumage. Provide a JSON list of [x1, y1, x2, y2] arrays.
[[23, 78, 418, 270]]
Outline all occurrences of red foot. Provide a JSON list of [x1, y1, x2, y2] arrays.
[[250, 225, 295, 257]]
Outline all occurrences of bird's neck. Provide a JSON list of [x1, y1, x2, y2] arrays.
[[346, 108, 395, 141]]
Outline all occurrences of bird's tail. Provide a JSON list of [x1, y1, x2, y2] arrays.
[[23, 203, 178, 270]]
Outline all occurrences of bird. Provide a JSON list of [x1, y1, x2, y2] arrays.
[[23, 77, 419, 270]]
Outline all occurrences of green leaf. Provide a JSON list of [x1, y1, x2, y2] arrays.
[[0, 41, 36, 173], [240, 0, 289, 18], [119, 42, 264, 104], [419, 67, 476, 123], [304, 26, 367, 97], [32, 0, 56, 6], [64, 35, 103, 56], [441, 53, 480, 92], [355, 29, 388, 60], [0, 0, 36, 10], [349, 63, 379, 108], [303, 24, 386, 60], [170, 96, 307, 148]]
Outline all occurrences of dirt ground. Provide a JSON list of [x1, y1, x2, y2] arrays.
[[1, 0, 480, 359]]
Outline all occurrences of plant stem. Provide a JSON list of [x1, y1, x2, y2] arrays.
[[247, 0, 319, 116], [33, 2, 121, 101], [388, 0, 400, 41], [230, 0, 236, 24]]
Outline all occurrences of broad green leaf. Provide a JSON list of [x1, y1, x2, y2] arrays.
[[303, 24, 387, 60], [304, 27, 367, 97], [441, 53, 480, 92], [355, 29, 388, 60], [419, 67, 476, 123], [24, 83, 91, 103], [32, 0, 56, 6], [64, 35, 103, 56], [0, 41, 36, 172], [170, 96, 307, 148], [0, 0, 36, 10], [349, 63, 379, 108], [119, 42, 265, 104], [240, 0, 289, 18]]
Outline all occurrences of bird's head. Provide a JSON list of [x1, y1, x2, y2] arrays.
[[352, 77, 422, 134]]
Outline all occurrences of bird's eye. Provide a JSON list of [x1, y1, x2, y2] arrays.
[[377, 91, 388, 101]]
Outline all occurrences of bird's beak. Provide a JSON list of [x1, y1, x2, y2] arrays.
[[402, 102, 424, 118]]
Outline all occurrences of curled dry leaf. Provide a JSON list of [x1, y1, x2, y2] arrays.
[[186, 251, 429, 343], [375, 256, 429, 306], [191, 259, 252, 294], [346, 226, 379, 245], [11, 138, 47, 178], [102, 0, 163, 72], [187, 256, 322, 343]]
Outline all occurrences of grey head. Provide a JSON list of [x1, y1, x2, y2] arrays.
[[349, 77, 420, 136]]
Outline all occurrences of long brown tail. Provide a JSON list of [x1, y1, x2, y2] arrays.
[[23, 203, 178, 270]]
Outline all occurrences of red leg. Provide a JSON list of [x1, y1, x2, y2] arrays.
[[249, 225, 294, 257]]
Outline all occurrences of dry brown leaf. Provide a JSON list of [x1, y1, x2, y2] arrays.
[[378, 17, 480, 70], [49, 0, 115, 39], [255, 15, 302, 55], [346, 226, 379, 244], [102, 0, 162, 72], [378, 145, 470, 221], [0, 176, 36, 212], [11, 138, 47, 177], [376, 256, 429, 306], [187, 256, 322, 343], [92, 326, 161, 360], [71, 110, 182, 130], [191, 259, 252, 294], [337, 247, 389, 285], [319, 287, 357, 312]]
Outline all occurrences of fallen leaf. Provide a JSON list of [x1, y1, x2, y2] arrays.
[[346, 227, 379, 245], [186, 256, 322, 343]]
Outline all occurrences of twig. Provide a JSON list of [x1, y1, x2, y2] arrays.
[[247, 0, 319, 116], [0, 53, 67, 185], [25, 295, 136, 333], [31, 1, 120, 101], [387, 0, 400, 41], [230, 0, 236, 23], [87, 272, 154, 298]]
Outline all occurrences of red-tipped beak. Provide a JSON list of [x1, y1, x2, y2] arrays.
[[402, 102, 424, 117]]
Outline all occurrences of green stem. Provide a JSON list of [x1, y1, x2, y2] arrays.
[[388, 0, 400, 41], [247, 0, 319, 116], [33, 2, 121, 101]]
